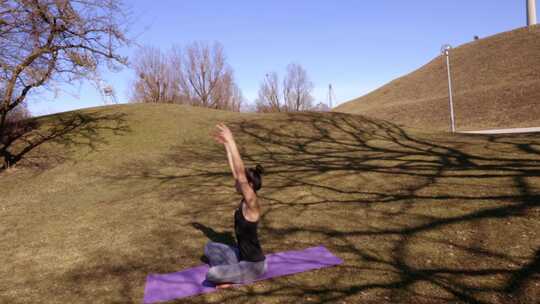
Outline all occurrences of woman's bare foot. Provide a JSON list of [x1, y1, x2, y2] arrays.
[[216, 283, 233, 289]]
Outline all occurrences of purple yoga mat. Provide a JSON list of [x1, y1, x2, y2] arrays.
[[143, 245, 342, 303]]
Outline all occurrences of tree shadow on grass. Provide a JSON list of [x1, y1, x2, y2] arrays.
[[46, 111, 540, 303], [238, 112, 540, 304], [504, 249, 540, 295], [191, 222, 236, 246], [0, 109, 131, 172]]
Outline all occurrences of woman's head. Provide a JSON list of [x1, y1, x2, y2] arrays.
[[236, 164, 265, 193]]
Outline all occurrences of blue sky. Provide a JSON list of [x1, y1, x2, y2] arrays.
[[29, 0, 535, 116]]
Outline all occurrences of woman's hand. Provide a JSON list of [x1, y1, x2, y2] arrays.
[[213, 123, 238, 179], [213, 123, 234, 145], [213, 131, 226, 145]]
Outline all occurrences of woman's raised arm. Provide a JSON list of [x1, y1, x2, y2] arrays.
[[213, 124, 258, 212]]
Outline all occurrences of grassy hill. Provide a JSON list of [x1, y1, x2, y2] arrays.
[[1, 103, 539, 303], [335, 25, 540, 131]]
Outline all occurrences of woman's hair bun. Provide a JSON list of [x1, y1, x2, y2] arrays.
[[245, 165, 264, 192], [255, 164, 265, 175]]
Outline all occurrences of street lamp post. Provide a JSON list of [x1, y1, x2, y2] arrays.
[[441, 44, 456, 133]]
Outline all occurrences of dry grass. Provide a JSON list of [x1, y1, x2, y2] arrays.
[[335, 25, 540, 131], [1, 103, 539, 303]]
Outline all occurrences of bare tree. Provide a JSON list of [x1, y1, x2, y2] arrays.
[[229, 83, 244, 112], [0, 0, 129, 169], [129, 45, 194, 104], [129, 41, 242, 111], [255, 64, 314, 112], [168, 45, 189, 104], [182, 41, 238, 110], [130, 46, 175, 103], [210, 73, 243, 111], [255, 72, 282, 112], [283, 63, 314, 111]]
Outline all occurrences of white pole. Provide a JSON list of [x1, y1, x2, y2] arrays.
[[527, 0, 537, 25], [328, 84, 333, 108], [442, 45, 456, 133]]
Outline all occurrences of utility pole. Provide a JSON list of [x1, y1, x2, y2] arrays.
[[441, 44, 456, 133], [327, 84, 335, 109], [527, 0, 537, 26]]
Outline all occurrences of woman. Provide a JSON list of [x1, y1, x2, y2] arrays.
[[205, 123, 267, 288]]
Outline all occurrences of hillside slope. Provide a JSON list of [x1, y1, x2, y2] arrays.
[[335, 25, 540, 131], [1, 104, 539, 303]]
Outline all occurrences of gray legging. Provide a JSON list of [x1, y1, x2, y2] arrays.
[[204, 241, 267, 284]]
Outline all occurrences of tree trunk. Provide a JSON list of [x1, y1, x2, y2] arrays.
[[1, 147, 12, 170], [0, 112, 6, 170], [0, 111, 14, 170], [0, 107, 6, 142]]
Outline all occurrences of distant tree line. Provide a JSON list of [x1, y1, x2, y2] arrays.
[[130, 44, 320, 113], [129, 42, 243, 112]]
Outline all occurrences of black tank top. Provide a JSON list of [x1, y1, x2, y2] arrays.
[[234, 200, 265, 262]]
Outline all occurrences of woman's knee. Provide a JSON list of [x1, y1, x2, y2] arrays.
[[206, 266, 227, 283], [205, 267, 217, 282]]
